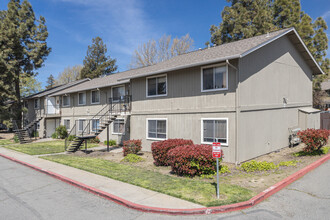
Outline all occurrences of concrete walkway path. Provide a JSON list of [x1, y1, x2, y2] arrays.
[[0, 147, 204, 209]]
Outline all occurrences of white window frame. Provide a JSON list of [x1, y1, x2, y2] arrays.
[[62, 95, 70, 107], [146, 74, 167, 98], [146, 118, 168, 141], [91, 119, 100, 132], [78, 118, 86, 132], [34, 99, 40, 109], [201, 63, 228, 92], [78, 92, 86, 106], [112, 118, 125, 135], [36, 122, 40, 130], [201, 118, 228, 146], [63, 119, 70, 130], [111, 85, 125, 102], [91, 90, 100, 105]]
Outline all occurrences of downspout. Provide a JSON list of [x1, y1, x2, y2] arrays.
[[226, 60, 239, 166]]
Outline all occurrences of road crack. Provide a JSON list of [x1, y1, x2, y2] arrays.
[[286, 188, 330, 200]]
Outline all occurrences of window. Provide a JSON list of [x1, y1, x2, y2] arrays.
[[92, 119, 99, 132], [147, 119, 167, 140], [112, 86, 125, 102], [78, 119, 85, 131], [201, 118, 228, 145], [64, 119, 70, 130], [62, 95, 70, 107], [36, 122, 40, 130], [146, 75, 167, 97], [78, 92, 86, 105], [91, 90, 100, 104], [34, 99, 40, 109], [202, 65, 227, 92], [113, 119, 125, 134]]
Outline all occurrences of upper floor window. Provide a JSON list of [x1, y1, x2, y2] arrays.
[[146, 75, 167, 97], [91, 90, 100, 104], [201, 118, 228, 145], [201, 65, 227, 92], [34, 99, 40, 109], [112, 86, 125, 102], [78, 92, 86, 105], [62, 95, 70, 107]]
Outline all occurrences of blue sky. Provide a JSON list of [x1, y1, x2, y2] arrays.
[[1, 0, 329, 88]]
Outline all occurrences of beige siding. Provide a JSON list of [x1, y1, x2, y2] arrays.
[[237, 35, 314, 162], [130, 113, 236, 162], [131, 61, 238, 114]]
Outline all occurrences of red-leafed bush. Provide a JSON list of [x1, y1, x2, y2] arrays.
[[168, 144, 223, 177], [151, 139, 194, 166], [123, 139, 142, 156], [297, 129, 330, 152]]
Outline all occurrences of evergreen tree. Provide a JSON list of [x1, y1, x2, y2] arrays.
[[80, 37, 117, 79], [0, 0, 51, 124], [46, 74, 56, 89]]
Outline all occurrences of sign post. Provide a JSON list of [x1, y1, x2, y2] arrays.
[[212, 142, 222, 199]]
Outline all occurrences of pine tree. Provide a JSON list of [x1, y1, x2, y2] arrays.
[[0, 0, 51, 124], [46, 74, 56, 89], [80, 37, 117, 79]]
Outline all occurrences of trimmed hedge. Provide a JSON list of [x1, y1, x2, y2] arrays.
[[151, 139, 194, 166], [123, 139, 142, 156], [168, 144, 222, 177], [297, 129, 330, 152]]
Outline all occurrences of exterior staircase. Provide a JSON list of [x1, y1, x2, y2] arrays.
[[65, 106, 120, 152], [13, 112, 43, 144]]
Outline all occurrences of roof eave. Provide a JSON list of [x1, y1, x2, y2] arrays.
[[118, 55, 241, 81]]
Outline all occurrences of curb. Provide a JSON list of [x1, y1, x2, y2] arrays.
[[0, 153, 329, 215]]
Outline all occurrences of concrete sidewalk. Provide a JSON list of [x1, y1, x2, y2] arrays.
[[0, 147, 204, 209]]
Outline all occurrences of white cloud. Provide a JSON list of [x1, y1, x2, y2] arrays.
[[322, 10, 330, 20], [54, 0, 161, 56]]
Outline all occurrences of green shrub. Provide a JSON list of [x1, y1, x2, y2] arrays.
[[104, 140, 116, 146], [123, 139, 142, 156], [239, 160, 278, 172], [56, 125, 68, 139], [121, 154, 145, 163], [293, 146, 330, 157], [278, 160, 298, 167], [13, 135, 19, 143], [323, 146, 330, 154], [219, 164, 231, 174], [32, 131, 39, 138], [67, 135, 75, 141], [51, 132, 58, 139]]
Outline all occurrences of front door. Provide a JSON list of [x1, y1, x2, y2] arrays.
[[47, 97, 56, 114]]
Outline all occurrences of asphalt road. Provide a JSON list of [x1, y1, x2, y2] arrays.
[[0, 156, 329, 220]]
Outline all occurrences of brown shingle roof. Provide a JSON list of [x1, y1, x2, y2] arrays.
[[50, 27, 324, 96]]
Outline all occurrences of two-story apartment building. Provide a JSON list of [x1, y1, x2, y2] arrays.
[[24, 28, 324, 163]]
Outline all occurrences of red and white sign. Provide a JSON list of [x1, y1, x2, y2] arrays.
[[212, 142, 222, 158]]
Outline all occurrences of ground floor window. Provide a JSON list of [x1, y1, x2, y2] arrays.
[[36, 122, 40, 130], [78, 119, 85, 132], [92, 119, 99, 132], [64, 119, 70, 130], [147, 119, 167, 140], [202, 118, 228, 145], [113, 119, 125, 134]]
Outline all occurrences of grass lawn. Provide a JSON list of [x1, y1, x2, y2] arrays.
[[2, 140, 99, 155], [0, 139, 14, 145], [42, 155, 253, 207]]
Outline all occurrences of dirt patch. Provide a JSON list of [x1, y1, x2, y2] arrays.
[[0, 132, 14, 140], [69, 143, 329, 194]]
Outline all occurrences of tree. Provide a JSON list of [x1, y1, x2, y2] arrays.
[[46, 74, 55, 89], [210, 0, 275, 45], [56, 65, 83, 84], [80, 37, 117, 79], [20, 73, 42, 97], [0, 0, 51, 124], [130, 34, 194, 68]]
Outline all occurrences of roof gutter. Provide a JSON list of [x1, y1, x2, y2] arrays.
[[118, 55, 241, 81]]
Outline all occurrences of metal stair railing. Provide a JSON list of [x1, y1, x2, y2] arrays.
[[65, 122, 77, 151]]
